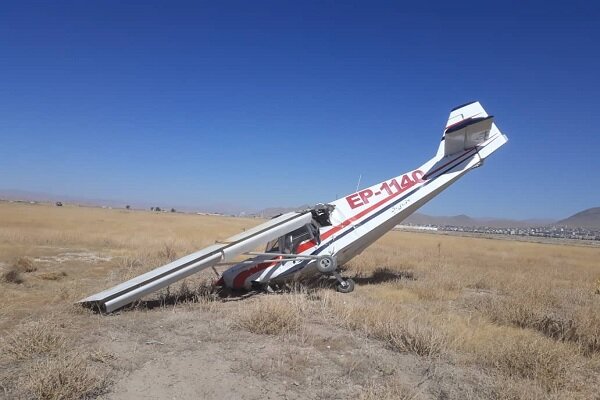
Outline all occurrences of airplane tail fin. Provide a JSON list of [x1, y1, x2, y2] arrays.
[[436, 101, 500, 158]]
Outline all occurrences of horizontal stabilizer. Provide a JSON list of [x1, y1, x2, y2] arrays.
[[444, 116, 494, 156], [439, 101, 495, 157]]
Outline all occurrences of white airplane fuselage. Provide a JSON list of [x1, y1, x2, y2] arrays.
[[221, 103, 508, 290]]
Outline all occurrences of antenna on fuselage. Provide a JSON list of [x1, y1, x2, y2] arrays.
[[355, 174, 362, 192]]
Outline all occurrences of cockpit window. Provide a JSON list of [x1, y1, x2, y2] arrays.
[[265, 239, 279, 252], [265, 223, 320, 254]]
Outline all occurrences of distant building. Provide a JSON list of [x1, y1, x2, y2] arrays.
[[394, 225, 438, 231]]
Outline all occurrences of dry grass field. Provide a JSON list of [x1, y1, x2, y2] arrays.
[[1, 201, 599, 399]]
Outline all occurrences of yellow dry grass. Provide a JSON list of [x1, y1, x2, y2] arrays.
[[333, 232, 600, 397], [0, 202, 258, 323], [0, 319, 67, 361], [0, 202, 258, 255], [235, 295, 304, 335], [1, 201, 599, 399], [19, 353, 108, 400]]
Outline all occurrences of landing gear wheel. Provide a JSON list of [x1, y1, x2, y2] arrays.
[[316, 255, 336, 274], [335, 278, 355, 294]]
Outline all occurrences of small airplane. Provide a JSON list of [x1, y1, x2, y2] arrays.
[[80, 101, 508, 312]]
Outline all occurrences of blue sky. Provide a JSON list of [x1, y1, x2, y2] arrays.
[[1, 1, 599, 219]]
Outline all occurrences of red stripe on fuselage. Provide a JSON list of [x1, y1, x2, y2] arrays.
[[232, 256, 283, 288], [296, 239, 318, 254]]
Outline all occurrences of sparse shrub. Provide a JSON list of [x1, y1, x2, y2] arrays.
[[359, 312, 447, 357], [491, 377, 547, 400], [39, 271, 68, 281], [157, 243, 178, 262], [479, 296, 541, 329], [236, 297, 303, 335], [56, 285, 86, 303], [484, 336, 577, 391], [472, 294, 600, 356], [1, 320, 66, 360], [114, 256, 145, 281], [328, 296, 447, 357], [384, 319, 446, 357], [1, 266, 23, 284], [21, 354, 108, 400], [571, 307, 600, 356], [15, 256, 37, 272]]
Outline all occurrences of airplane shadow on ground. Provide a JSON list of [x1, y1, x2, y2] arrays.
[[300, 266, 415, 290], [88, 267, 415, 313], [350, 267, 415, 285]]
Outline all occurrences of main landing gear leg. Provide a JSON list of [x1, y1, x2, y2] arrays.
[[316, 256, 355, 294]]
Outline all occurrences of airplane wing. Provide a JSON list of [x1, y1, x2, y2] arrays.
[[79, 211, 314, 312]]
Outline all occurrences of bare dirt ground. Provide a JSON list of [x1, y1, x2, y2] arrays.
[[1, 202, 599, 399]]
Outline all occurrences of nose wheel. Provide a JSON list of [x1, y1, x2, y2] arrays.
[[335, 277, 355, 293], [330, 266, 355, 294], [315, 255, 355, 293]]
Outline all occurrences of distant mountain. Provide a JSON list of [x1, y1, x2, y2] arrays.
[[556, 207, 600, 229]]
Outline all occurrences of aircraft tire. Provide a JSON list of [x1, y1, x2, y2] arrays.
[[316, 255, 336, 274], [336, 278, 355, 294]]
